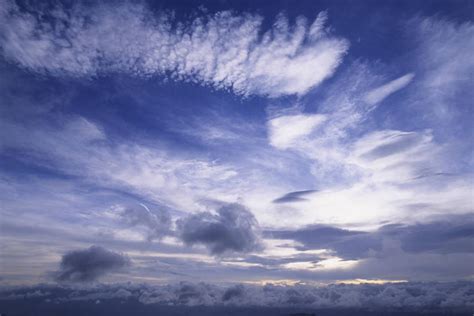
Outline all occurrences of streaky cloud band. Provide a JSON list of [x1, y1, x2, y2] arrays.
[[0, 1, 348, 97]]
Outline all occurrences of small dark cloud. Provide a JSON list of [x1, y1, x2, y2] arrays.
[[120, 203, 171, 241], [272, 190, 317, 204], [222, 284, 244, 301], [177, 203, 261, 255], [54, 246, 130, 283]]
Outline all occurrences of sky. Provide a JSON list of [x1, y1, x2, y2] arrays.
[[0, 0, 473, 305]]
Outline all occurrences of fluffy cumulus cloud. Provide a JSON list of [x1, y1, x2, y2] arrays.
[[0, 1, 348, 97], [1, 282, 474, 311], [54, 246, 130, 283], [177, 203, 261, 255]]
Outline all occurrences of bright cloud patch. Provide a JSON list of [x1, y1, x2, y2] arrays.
[[364, 73, 415, 105], [0, 2, 348, 97], [268, 114, 326, 149]]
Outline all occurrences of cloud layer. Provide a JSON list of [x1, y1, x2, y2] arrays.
[[2, 282, 474, 311], [0, 1, 348, 97]]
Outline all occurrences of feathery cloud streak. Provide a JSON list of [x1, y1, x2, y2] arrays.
[[0, 1, 348, 97]]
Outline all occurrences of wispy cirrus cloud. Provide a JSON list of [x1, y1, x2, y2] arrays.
[[118, 204, 172, 242], [411, 16, 474, 122], [262, 14, 474, 226], [364, 73, 414, 106], [268, 114, 326, 149], [0, 1, 348, 97]]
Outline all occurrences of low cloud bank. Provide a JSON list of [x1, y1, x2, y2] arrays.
[[1, 282, 473, 311]]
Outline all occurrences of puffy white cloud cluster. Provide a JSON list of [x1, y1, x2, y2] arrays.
[[0, 0, 348, 97], [1, 282, 473, 310]]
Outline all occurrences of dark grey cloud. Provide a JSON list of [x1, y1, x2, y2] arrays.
[[265, 225, 380, 259], [54, 246, 130, 283], [266, 215, 474, 260], [120, 203, 171, 241], [240, 254, 323, 267], [272, 190, 317, 203], [177, 203, 261, 255], [380, 220, 474, 254]]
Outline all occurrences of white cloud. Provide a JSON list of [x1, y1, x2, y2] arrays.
[[261, 57, 472, 228], [268, 114, 326, 149], [0, 2, 348, 97], [415, 17, 473, 93], [350, 129, 439, 182], [0, 115, 243, 214], [364, 73, 414, 105], [407, 16, 474, 130]]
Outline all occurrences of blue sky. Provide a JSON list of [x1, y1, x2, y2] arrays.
[[0, 0, 473, 289]]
